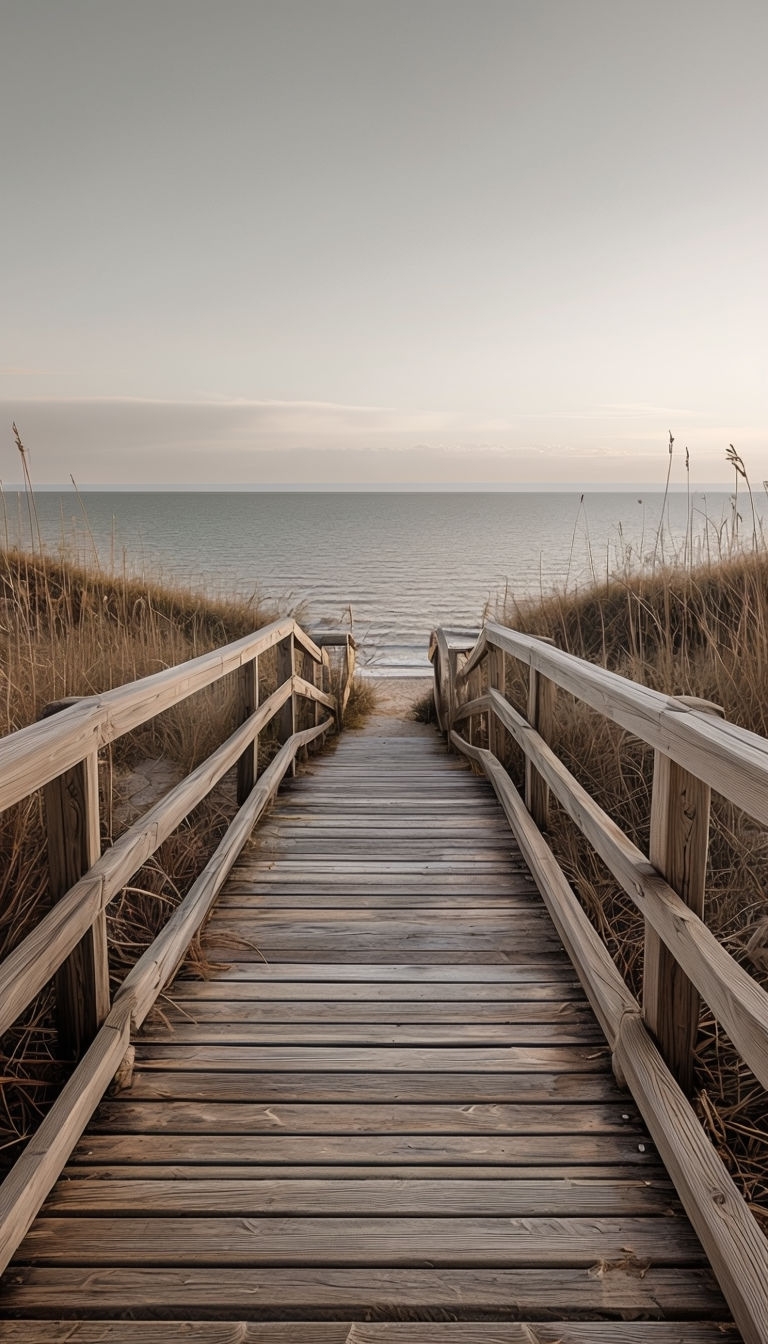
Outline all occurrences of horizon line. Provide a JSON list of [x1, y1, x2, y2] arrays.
[[0, 481, 745, 494]]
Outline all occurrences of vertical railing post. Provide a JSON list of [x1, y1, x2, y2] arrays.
[[321, 646, 332, 717], [42, 709, 109, 1058], [299, 648, 316, 762], [467, 662, 476, 747], [338, 634, 355, 725], [498, 649, 509, 761], [236, 654, 259, 805], [487, 645, 505, 760], [525, 639, 556, 830], [430, 640, 444, 733], [276, 631, 297, 773], [311, 653, 322, 734], [447, 648, 460, 748], [643, 696, 724, 1094]]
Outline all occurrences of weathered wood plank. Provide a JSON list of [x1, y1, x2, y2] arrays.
[[90, 1099, 641, 1134], [238, 861, 521, 873], [43, 1175, 676, 1217], [136, 1021, 603, 1046], [173, 963, 575, 982], [18, 1215, 703, 1267], [206, 908, 551, 926], [199, 950, 573, 965], [0, 1266, 729, 1315], [56, 1161, 674, 1182], [0, 1324, 738, 1344], [235, 656, 259, 804], [147, 999, 596, 1024], [131, 1044, 609, 1073], [69, 1133, 652, 1167], [165, 979, 584, 1001], [125, 1068, 622, 1103], [525, 642, 555, 829], [218, 893, 541, 908], [256, 820, 508, 832], [43, 746, 109, 1057], [644, 700, 722, 1092]]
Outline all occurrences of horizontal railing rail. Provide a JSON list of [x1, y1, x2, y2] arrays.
[[0, 618, 356, 1275], [429, 621, 768, 1344]]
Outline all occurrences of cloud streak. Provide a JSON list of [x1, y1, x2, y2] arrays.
[[0, 396, 760, 488]]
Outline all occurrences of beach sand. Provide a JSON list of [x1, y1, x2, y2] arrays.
[[370, 675, 432, 719]]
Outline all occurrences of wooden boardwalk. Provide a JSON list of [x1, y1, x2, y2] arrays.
[[1, 713, 736, 1340]]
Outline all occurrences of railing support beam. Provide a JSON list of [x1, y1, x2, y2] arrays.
[[43, 738, 109, 1058], [275, 633, 297, 774], [525, 640, 556, 830], [644, 696, 724, 1094], [235, 656, 260, 804]]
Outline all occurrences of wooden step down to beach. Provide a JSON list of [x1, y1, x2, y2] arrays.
[[1, 712, 737, 1341]]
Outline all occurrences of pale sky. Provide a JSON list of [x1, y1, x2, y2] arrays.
[[2, 0, 767, 488]]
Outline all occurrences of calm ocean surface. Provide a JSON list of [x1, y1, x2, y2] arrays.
[[4, 490, 758, 676]]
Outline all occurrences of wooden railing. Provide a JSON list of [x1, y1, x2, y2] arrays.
[[0, 617, 355, 1274], [430, 620, 768, 1344]]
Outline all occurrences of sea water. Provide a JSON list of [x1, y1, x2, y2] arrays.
[[3, 489, 758, 675]]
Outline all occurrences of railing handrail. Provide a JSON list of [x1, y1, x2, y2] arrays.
[[450, 620, 768, 825], [429, 618, 768, 1344], [0, 616, 327, 814]]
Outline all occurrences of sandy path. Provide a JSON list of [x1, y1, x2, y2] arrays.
[[368, 675, 433, 719]]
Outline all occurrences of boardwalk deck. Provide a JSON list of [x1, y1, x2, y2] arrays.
[[0, 714, 737, 1340]]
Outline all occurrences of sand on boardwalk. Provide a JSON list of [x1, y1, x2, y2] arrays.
[[369, 675, 433, 719]]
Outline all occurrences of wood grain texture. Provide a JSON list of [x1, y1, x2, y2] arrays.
[[525, 637, 555, 830], [43, 1175, 676, 1217], [89, 1099, 642, 1134], [68, 1133, 653, 1167], [146, 998, 596, 1023], [1, 1325, 738, 1344], [43, 746, 109, 1057], [235, 656, 259, 804], [125, 1069, 623, 1104], [0, 1267, 729, 1315], [21, 1214, 704, 1266], [644, 702, 722, 1092]]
